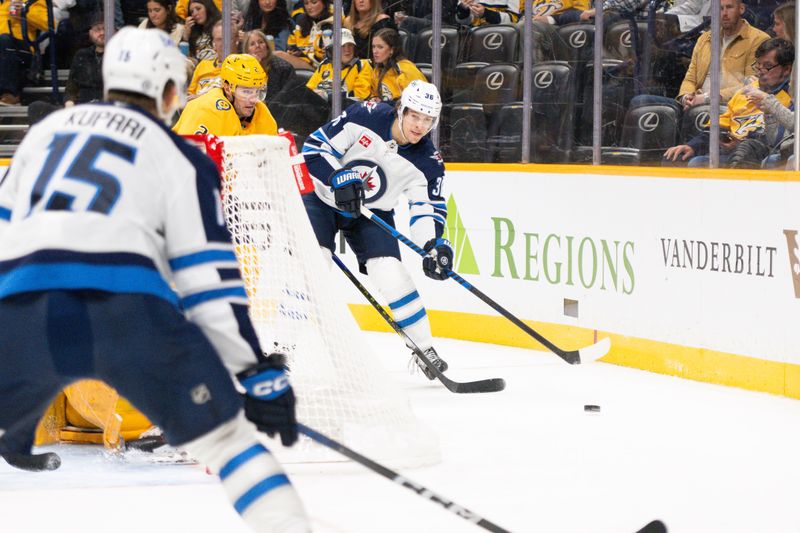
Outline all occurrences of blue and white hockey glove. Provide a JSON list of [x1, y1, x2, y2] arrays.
[[236, 353, 297, 446], [329, 168, 364, 218], [423, 238, 453, 281]]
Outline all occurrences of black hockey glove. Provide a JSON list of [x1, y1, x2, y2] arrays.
[[422, 238, 453, 281], [236, 353, 297, 446], [329, 168, 364, 218]]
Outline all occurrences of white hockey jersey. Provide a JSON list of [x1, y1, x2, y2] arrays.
[[0, 102, 263, 374], [301, 101, 447, 248]]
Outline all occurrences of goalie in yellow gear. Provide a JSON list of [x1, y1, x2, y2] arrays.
[[173, 53, 278, 136], [36, 380, 156, 450]]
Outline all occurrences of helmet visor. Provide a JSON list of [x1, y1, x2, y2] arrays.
[[234, 85, 267, 102]]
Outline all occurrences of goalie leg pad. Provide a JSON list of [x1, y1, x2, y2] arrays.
[[366, 256, 433, 350], [183, 413, 309, 533]]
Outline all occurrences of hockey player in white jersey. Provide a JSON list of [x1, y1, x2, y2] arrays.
[[0, 28, 309, 533], [301, 80, 451, 379]]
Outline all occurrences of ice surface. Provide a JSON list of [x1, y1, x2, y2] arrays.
[[2, 332, 800, 533]]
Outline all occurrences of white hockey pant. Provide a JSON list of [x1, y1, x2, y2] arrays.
[[182, 413, 309, 533], [366, 256, 434, 351]]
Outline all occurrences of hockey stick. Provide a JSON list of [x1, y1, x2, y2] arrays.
[[297, 423, 514, 533], [359, 205, 611, 365], [330, 253, 505, 393], [636, 520, 667, 533]]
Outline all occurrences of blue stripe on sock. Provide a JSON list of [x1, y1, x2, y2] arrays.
[[234, 474, 291, 514], [181, 286, 248, 309], [389, 290, 419, 310], [396, 308, 426, 328], [219, 444, 267, 481], [169, 249, 238, 271]]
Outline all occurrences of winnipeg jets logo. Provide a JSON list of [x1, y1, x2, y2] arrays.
[[343, 159, 387, 202], [364, 100, 378, 112], [358, 134, 372, 148], [430, 151, 443, 163]]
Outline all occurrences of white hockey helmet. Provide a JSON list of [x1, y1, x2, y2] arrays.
[[398, 79, 442, 132], [103, 27, 187, 120]]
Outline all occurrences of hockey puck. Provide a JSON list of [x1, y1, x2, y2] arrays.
[[583, 404, 601, 413]]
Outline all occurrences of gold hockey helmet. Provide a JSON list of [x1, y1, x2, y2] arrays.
[[220, 54, 267, 90]]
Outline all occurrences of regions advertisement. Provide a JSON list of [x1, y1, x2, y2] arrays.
[[339, 169, 800, 370]]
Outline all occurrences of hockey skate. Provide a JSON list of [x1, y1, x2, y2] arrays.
[[411, 347, 448, 380]]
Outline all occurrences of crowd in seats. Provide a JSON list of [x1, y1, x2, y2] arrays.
[[1, 0, 799, 169]]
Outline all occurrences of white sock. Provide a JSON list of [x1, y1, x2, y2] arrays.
[[182, 414, 309, 533]]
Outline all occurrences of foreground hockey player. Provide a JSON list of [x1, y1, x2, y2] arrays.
[[173, 53, 278, 136], [0, 28, 309, 532], [301, 80, 451, 379]]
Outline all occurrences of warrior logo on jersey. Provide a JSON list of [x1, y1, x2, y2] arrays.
[[343, 159, 387, 203], [216, 99, 232, 111], [358, 134, 372, 148]]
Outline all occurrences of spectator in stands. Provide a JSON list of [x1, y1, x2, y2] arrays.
[[356, 28, 426, 102], [183, 0, 221, 62], [187, 20, 239, 98], [394, 0, 458, 33], [773, 2, 795, 42], [64, 14, 105, 107], [176, 0, 247, 19], [664, 37, 794, 167], [456, 0, 520, 25], [663, 0, 711, 35], [276, 0, 331, 71], [345, 0, 395, 59], [306, 28, 369, 100], [243, 29, 296, 103], [65, 0, 121, 52], [678, 0, 770, 108], [139, 0, 185, 44], [0, 0, 57, 105], [243, 0, 293, 51], [174, 53, 279, 135], [532, 0, 588, 26], [579, 0, 638, 22]]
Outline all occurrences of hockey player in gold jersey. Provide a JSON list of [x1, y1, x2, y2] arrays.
[[174, 53, 278, 136]]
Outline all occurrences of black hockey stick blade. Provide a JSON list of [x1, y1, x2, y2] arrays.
[[359, 206, 612, 365], [298, 423, 515, 533], [0, 451, 61, 472], [636, 520, 667, 533], [330, 253, 505, 393]]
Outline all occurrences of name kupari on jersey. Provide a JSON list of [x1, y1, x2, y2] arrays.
[[64, 108, 147, 140]]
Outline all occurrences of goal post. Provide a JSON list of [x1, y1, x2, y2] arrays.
[[211, 134, 440, 467]]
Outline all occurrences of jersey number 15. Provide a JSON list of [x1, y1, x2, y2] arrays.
[[30, 133, 137, 215]]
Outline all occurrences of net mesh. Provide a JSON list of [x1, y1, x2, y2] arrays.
[[217, 135, 439, 467]]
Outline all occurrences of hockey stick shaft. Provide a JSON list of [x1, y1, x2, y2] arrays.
[[330, 253, 505, 393], [297, 423, 514, 533], [359, 206, 609, 365]]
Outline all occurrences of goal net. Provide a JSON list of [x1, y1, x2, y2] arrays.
[[213, 134, 440, 468]]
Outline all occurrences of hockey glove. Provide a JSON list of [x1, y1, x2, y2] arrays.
[[422, 238, 453, 281], [236, 353, 298, 446], [330, 168, 364, 218]]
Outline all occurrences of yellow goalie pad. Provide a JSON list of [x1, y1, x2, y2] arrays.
[[35, 380, 154, 449]]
